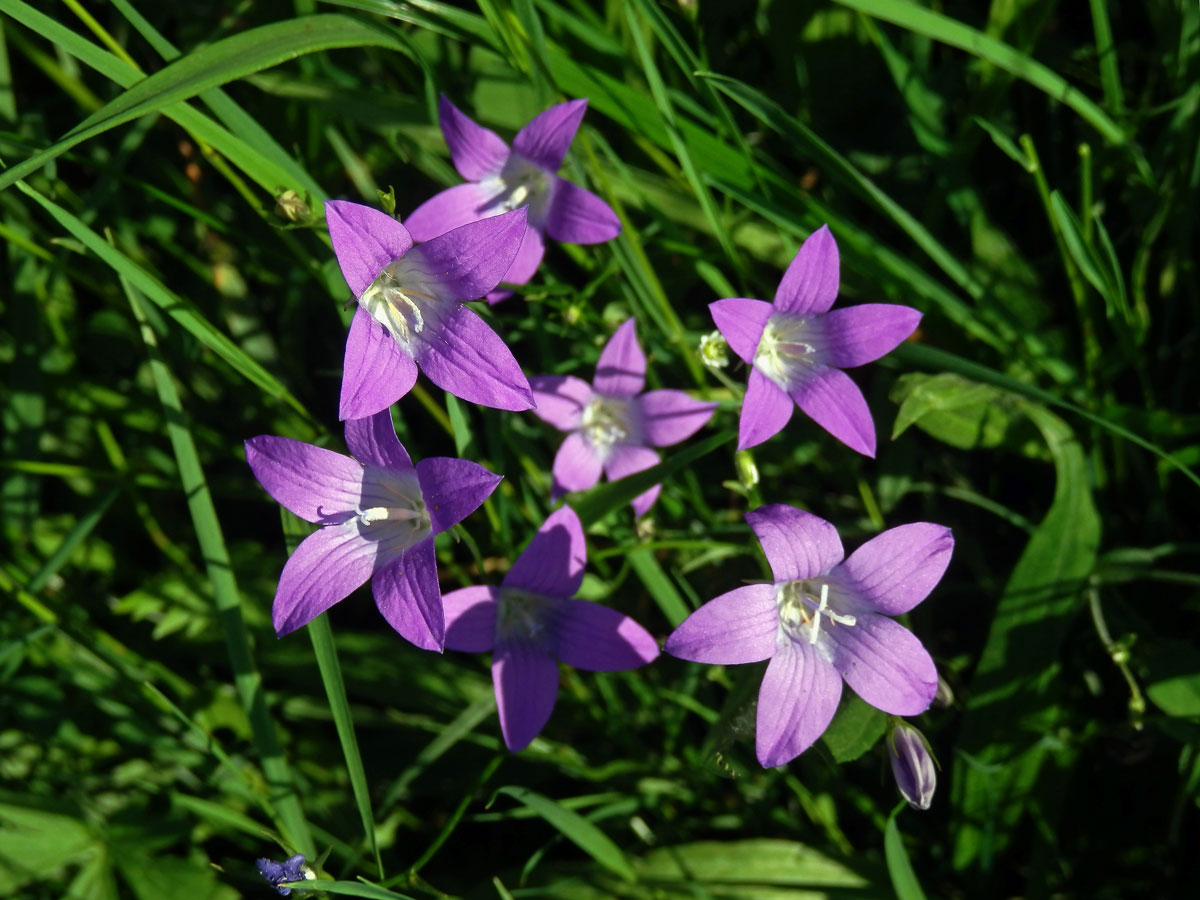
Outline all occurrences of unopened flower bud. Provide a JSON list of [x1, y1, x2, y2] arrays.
[[933, 673, 954, 708], [734, 450, 759, 490], [699, 330, 729, 370], [274, 189, 310, 223], [888, 721, 936, 811]]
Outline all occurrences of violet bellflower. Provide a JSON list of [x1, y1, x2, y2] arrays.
[[245, 410, 501, 651], [326, 199, 534, 421], [665, 504, 952, 767], [442, 506, 659, 751], [406, 96, 621, 303], [710, 226, 921, 456], [530, 318, 716, 517]]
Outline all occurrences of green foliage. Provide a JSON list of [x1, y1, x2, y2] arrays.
[[2, 1, 1197, 898]]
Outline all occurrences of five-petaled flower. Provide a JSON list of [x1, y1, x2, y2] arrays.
[[255, 854, 309, 896], [326, 199, 534, 421], [442, 506, 659, 751], [245, 410, 501, 651], [530, 318, 716, 517], [710, 226, 921, 456], [665, 504, 952, 767], [406, 96, 621, 303]]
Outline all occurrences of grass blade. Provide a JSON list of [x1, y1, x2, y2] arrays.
[[885, 812, 929, 900]]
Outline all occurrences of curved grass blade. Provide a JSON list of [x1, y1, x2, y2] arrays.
[[885, 811, 929, 900], [493, 786, 636, 883], [285, 882, 419, 900], [0, 14, 404, 191]]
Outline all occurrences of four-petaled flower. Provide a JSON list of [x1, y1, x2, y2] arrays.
[[245, 410, 501, 650], [530, 318, 716, 516], [327, 199, 534, 421], [442, 506, 660, 751], [255, 854, 309, 896], [710, 226, 921, 456], [406, 96, 621, 303], [665, 504, 952, 767]]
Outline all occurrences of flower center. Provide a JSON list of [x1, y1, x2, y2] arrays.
[[358, 256, 445, 347], [581, 395, 632, 455], [486, 157, 554, 221], [354, 471, 432, 547], [776, 579, 856, 645], [497, 588, 553, 641], [754, 313, 821, 389]]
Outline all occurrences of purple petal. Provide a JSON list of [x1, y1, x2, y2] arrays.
[[273, 524, 375, 636], [415, 456, 502, 535], [836, 524, 954, 616], [372, 539, 444, 651], [773, 225, 839, 316], [709, 298, 772, 365], [818, 304, 921, 368], [512, 99, 587, 172], [738, 368, 793, 450], [412, 304, 534, 411], [636, 390, 716, 447], [746, 504, 843, 583], [443, 585, 499, 653], [504, 506, 586, 599], [664, 584, 778, 664], [555, 600, 659, 671], [343, 410, 413, 471], [602, 443, 660, 518], [439, 94, 510, 181], [404, 182, 500, 242], [789, 366, 876, 457], [498, 224, 546, 287], [756, 639, 843, 766], [245, 436, 362, 526], [551, 432, 602, 497], [529, 375, 593, 431], [593, 318, 645, 397], [544, 178, 620, 244], [415, 208, 528, 300], [340, 307, 418, 421], [326, 200, 412, 298], [493, 639, 559, 751], [824, 613, 937, 715]]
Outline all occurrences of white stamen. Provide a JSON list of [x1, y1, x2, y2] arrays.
[[355, 504, 389, 525], [506, 184, 530, 209]]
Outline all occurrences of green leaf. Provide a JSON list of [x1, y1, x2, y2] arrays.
[[884, 813, 929, 900], [890, 372, 1013, 450], [285, 881, 419, 899], [570, 431, 732, 526], [1144, 641, 1200, 717], [0, 14, 404, 191], [627, 547, 691, 627], [494, 786, 636, 883], [821, 694, 887, 764], [636, 838, 872, 891]]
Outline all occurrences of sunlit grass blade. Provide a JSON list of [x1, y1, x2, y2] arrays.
[[492, 785, 636, 883], [15, 180, 315, 422], [0, 14, 405, 191], [286, 881, 420, 899], [122, 264, 315, 857], [885, 812, 929, 900], [628, 548, 691, 627]]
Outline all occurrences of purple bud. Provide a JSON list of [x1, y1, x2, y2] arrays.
[[889, 722, 936, 811], [255, 854, 307, 896]]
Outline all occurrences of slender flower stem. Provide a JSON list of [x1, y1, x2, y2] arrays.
[[1086, 582, 1146, 728]]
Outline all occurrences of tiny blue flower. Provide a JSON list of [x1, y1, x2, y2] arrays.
[[255, 854, 306, 896]]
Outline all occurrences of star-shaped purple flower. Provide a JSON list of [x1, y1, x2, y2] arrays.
[[406, 96, 621, 303], [326, 199, 534, 420], [529, 318, 716, 517], [245, 410, 501, 651], [710, 226, 921, 456], [255, 854, 307, 896], [442, 506, 659, 751], [665, 504, 952, 767]]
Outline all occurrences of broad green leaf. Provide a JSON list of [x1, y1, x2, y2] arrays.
[[821, 694, 887, 764], [890, 372, 1013, 450], [114, 852, 239, 900], [494, 786, 636, 883], [1144, 641, 1200, 718], [636, 838, 872, 892], [0, 15, 405, 191], [885, 813, 929, 900], [0, 797, 98, 892]]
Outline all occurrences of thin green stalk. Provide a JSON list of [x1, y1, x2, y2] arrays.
[[122, 261, 315, 857], [405, 754, 503, 879], [1088, 0, 1125, 115], [1079, 143, 1094, 243]]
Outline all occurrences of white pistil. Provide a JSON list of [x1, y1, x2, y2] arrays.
[[359, 263, 439, 345], [754, 314, 820, 389], [581, 396, 631, 454], [354, 503, 427, 527], [778, 579, 857, 645]]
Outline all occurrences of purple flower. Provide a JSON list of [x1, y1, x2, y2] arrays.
[[255, 854, 307, 896], [888, 720, 937, 810], [710, 226, 921, 456], [665, 504, 952, 767], [326, 199, 534, 420], [245, 410, 501, 650], [443, 506, 659, 751], [529, 318, 716, 517], [406, 96, 621, 303]]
